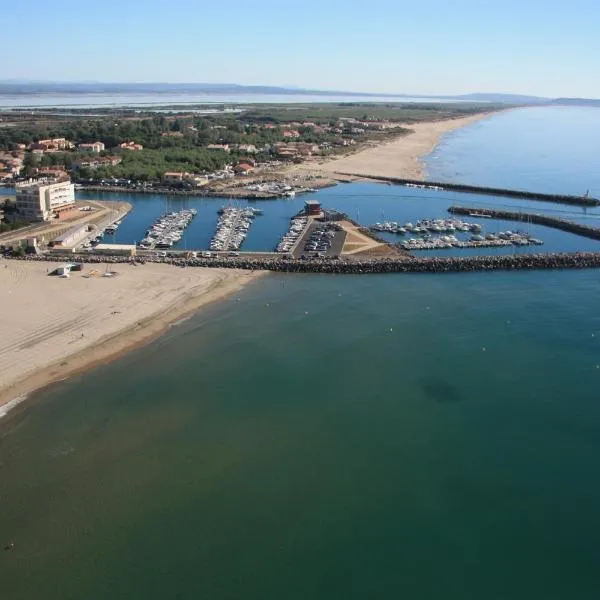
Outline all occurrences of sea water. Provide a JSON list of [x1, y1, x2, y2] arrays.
[[2, 107, 600, 599]]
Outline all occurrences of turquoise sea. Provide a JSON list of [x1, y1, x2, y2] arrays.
[[2, 107, 600, 599]]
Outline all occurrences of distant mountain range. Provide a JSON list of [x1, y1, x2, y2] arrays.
[[0, 81, 598, 106]]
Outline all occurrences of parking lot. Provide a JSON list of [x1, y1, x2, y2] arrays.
[[293, 221, 346, 258]]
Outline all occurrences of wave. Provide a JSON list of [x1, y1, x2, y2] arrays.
[[0, 394, 29, 418]]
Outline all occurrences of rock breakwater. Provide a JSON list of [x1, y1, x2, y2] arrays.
[[449, 206, 600, 240], [10, 252, 600, 274]]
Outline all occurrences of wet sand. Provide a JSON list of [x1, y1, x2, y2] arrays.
[[0, 261, 264, 413]]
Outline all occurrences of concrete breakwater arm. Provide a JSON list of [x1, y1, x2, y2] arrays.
[[338, 173, 600, 207], [448, 206, 600, 240]]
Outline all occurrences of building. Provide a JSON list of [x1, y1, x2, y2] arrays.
[[305, 200, 321, 216], [77, 156, 122, 170], [35, 167, 69, 180], [162, 171, 190, 184], [0, 153, 24, 174], [161, 172, 209, 187], [274, 142, 320, 158], [237, 144, 257, 153], [94, 243, 137, 257], [52, 224, 90, 248], [120, 141, 143, 151], [28, 138, 73, 152], [15, 179, 75, 222], [234, 163, 254, 175], [78, 141, 105, 153], [193, 176, 209, 187]]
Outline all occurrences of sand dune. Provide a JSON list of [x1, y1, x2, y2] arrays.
[[0, 261, 263, 412]]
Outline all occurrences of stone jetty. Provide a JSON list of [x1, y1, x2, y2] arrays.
[[10, 251, 600, 274], [448, 206, 600, 240], [340, 173, 600, 207]]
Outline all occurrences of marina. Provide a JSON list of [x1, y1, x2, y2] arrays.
[[72, 181, 598, 258], [370, 216, 543, 251], [209, 207, 262, 252], [80, 213, 129, 250], [449, 205, 600, 241], [400, 232, 543, 251], [370, 217, 483, 235], [138, 209, 197, 249], [276, 215, 309, 253]]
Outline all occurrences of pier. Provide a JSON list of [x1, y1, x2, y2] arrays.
[[448, 206, 600, 240], [339, 173, 600, 206]]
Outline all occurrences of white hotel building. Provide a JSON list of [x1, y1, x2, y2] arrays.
[[15, 180, 76, 221]]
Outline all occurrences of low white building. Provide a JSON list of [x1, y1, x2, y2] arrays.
[[15, 179, 75, 222], [94, 243, 137, 256], [78, 141, 105, 153], [53, 224, 90, 248]]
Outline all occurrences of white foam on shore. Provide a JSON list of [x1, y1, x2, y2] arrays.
[[0, 394, 28, 418]]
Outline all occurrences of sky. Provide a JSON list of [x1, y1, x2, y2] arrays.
[[5, 0, 600, 97]]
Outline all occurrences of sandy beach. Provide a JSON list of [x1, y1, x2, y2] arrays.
[[0, 261, 264, 413], [296, 112, 497, 181]]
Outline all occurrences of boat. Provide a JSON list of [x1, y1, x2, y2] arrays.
[[137, 209, 196, 249]]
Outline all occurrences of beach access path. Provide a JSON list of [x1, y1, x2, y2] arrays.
[[0, 260, 264, 413]]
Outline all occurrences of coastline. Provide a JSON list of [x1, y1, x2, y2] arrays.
[[294, 111, 500, 181], [0, 262, 265, 415], [0, 111, 502, 417]]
